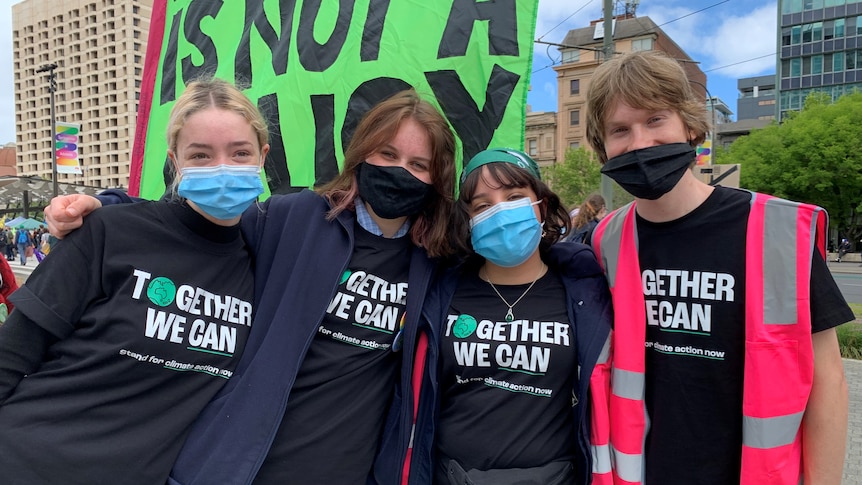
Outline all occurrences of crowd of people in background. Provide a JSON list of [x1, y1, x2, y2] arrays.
[[0, 226, 53, 266]]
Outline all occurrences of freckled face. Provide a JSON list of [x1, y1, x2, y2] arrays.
[[364, 118, 433, 184], [603, 101, 693, 160]]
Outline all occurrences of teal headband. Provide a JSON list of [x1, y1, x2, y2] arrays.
[[460, 148, 541, 184]]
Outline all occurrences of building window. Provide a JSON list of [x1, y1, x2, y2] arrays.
[[631, 38, 653, 51], [561, 49, 580, 64], [570, 110, 580, 126], [570, 79, 580, 95], [528, 139, 537, 156], [812, 54, 823, 74], [569, 142, 579, 150], [834, 52, 845, 72]]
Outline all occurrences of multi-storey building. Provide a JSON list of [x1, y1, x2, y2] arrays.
[[12, 0, 153, 190], [737, 75, 777, 121], [553, 14, 706, 163], [524, 110, 557, 169], [778, 0, 862, 119]]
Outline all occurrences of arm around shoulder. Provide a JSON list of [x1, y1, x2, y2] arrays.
[[802, 327, 848, 485]]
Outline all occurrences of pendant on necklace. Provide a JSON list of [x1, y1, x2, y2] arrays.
[[505, 308, 514, 322]]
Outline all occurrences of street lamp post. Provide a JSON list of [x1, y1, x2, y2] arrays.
[[36, 63, 58, 198]]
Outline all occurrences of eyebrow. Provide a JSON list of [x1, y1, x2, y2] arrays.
[[184, 141, 255, 149], [379, 143, 432, 163]]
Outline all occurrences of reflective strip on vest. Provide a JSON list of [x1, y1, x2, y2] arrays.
[[590, 334, 614, 482], [761, 196, 805, 325], [743, 411, 804, 449], [613, 445, 645, 484], [592, 443, 612, 475], [611, 368, 644, 401], [591, 192, 822, 485]]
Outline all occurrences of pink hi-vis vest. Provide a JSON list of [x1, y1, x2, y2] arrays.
[[588, 191, 826, 485]]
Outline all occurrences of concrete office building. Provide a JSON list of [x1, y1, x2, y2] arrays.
[[553, 14, 706, 163], [737, 75, 777, 121], [12, 0, 153, 191], [778, 0, 862, 119]]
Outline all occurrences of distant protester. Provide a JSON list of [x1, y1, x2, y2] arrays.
[[565, 193, 606, 244]]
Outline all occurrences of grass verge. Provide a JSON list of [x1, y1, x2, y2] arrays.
[[838, 303, 862, 359]]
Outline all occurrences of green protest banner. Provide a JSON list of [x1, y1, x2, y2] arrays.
[[131, 0, 539, 199]]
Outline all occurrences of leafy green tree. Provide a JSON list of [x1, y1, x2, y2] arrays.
[[719, 91, 862, 249], [541, 147, 602, 210], [541, 147, 634, 211]]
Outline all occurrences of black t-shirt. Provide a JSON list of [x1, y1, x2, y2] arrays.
[[637, 186, 854, 485], [0, 201, 254, 485], [254, 224, 411, 484], [435, 267, 575, 481]]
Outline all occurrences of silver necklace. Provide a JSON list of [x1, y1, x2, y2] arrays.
[[482, 263, 546, 322]]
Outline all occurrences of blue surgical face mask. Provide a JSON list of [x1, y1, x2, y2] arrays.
[[470, 198, 542, 267], [178, 164, 264, 220]]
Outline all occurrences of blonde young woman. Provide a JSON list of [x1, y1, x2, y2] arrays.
[[45, 89, 458, 484], [0, 78, 265, 484]]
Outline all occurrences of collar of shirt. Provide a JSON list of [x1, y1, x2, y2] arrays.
[[354, 196, 411, 238]]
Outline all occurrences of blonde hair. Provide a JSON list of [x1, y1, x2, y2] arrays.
[[167, 78, 268, 154], [585, 50, 710, 163], [316, 89, 457, 258]]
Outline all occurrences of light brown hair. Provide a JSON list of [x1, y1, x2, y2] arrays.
[[572, 193, 605, 230], [585, 50, 710, 163], [316, 89, 457, 258]]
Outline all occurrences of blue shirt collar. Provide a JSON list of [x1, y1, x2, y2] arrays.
[[354, 197, 411, 238]]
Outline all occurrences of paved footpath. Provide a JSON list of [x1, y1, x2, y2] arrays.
[[845, 358, 862, 483]]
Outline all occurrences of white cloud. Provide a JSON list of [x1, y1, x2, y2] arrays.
[[640, 1, 777, 77], [699, 3, 777, 77]]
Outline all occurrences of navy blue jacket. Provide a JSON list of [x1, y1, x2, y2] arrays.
[[371, 242, 613, 485], [98, 189, 439, 484]]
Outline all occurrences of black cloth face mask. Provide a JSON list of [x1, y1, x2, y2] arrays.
[[355, 161, 433, 219], [601, 143, 696, 200]]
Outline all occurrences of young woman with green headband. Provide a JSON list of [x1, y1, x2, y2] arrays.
[[377, 148, 613, 485]]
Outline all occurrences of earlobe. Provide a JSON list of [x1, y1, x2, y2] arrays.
[[167, 150, 181, 174], [260, 144, 270, 168]]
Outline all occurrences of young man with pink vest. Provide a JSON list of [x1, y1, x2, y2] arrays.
[[584, 50, 852, 485]]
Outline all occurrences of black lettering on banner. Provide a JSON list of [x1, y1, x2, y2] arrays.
[[260, 92, 301, 194], [148, 0, 533, 194], [183, 1, 223, 94], [427, 64, 520, 162], [342, 77, 413, 153], [160, 9, 182, 104], [361, 0, 392, 61], [235, 0, 296, 86], [310, 94, 339, 187], [297, 0, 354, 72], [438, 0, 519, 58]]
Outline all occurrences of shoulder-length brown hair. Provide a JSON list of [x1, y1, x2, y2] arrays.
[[316, 89, 457, 258]]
